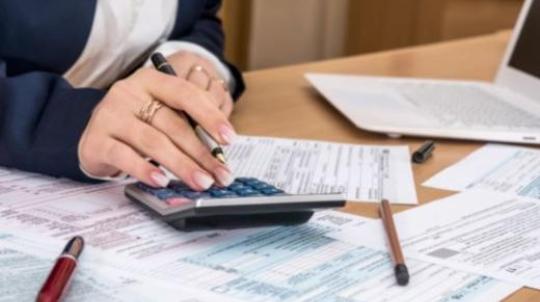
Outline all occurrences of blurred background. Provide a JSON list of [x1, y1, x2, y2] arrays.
[[220, 0, 523, 71]]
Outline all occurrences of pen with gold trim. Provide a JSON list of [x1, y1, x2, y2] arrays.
[[37, 236, 84, 302]]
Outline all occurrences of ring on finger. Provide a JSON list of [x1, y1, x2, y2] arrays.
[[213, 78, 229, 92], [187, 65, 211, 78], [137, 99, 164, 124]]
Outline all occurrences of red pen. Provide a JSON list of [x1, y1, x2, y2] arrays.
[[37, 236, 84, 302]]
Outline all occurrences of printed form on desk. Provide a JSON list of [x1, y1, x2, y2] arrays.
[[0, 168, 520, 301], [424, 144, 540, 199], [0, 228, 241, 302], [226, 135, 417, 204], [330, 190, 540, 290]]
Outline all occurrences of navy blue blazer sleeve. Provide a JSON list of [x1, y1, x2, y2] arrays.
[[0, 61, 104, 181], [171, 0, 245, 100]]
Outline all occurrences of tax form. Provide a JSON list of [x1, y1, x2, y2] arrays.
[[0, 170, 519, 302], [226, 135, 417, 204], [331, 190, 540, 289], [0, 169, 519, 301], [0, 230, 236, 302], [424, 144, 540, 199]]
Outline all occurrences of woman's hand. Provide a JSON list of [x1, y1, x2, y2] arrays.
[[166, 51, 234, 117], [78, 67, 237, 190]]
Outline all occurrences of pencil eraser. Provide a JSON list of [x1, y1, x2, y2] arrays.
[[395, 264, 410, 286]]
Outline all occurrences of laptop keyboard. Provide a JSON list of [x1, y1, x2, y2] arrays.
[[392, 82, 540, 129]]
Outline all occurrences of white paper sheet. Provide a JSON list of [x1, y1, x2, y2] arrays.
[[1, 209, 520, 302], [0, 229, 237, 302], [0, 168, 519, 301], [330, 190, 540, 289], [424, 144, 540, 199], [225, 135, 417, 204]]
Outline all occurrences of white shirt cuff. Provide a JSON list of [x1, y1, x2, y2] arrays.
[[145, 41, 235, 92]]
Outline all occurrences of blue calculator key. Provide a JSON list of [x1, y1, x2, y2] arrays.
[[207, 185, 226, 193], [169, 181, 190, 190], [236, 188, 261, 197], [235, 177, 259, 184], [217, 193, 238, 198], [249, 182, 273, 190], [228, 182, 247, 190], [229, 185, 249, 192], [173, 187, 190, 193], [154, 190, 178, 200], [210, 189, 235, 197], [181, 191, 207, 200], [261, 188, 284, 196], [244, 180, 263, 187]]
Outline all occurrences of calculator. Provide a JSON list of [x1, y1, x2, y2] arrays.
[[125, 177, 345, 230]]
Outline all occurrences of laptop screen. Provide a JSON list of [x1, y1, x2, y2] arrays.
[[508, 0, 540, 79]]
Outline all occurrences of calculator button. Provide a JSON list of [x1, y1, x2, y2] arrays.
[[244, 180, 263, 187], [154, 189, 177, 200], [169, 182, 190, 191], [249, 182, 273, 190], [236, 188, 262, 197], [181, 191, 207, 200], [228, 182, 247, 191], [166, 198, 192, 207], [261, 188, 284, 196], [229, 185, 249, 193], [210, 189, 236, 197], [172, 187, 190, 194], [235, 177, 259, 184], [168, 180, 187, 188]]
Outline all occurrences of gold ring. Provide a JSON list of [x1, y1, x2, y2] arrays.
[[213, 78, 229, 92], [137, 99, 163, 124], [187, 65, 211, 80], [187, 65, 212, 90]]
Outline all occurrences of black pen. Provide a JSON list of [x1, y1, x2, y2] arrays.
[[412, 140, 435, 164], [151, 52, 227, 164]]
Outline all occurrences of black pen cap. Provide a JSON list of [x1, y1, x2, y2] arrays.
[[151, 52, 177, 76], [412, 140, 435, 163], [151, 52, 167, 67]]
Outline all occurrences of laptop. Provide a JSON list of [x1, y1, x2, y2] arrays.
[[306, 0, 540, 145]]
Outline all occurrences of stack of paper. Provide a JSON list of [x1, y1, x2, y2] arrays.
[[424, 144, 540, 199], [226, 135, 418, 204], [0, 157, 519, 301], [331, 190, 538, 290], [3, 139, 537, 301]]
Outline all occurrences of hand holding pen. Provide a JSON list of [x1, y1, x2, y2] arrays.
[[78, 51, 236, 191], [151, 53, 228, 165]]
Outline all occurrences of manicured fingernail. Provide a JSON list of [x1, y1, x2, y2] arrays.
[[215, 167, 233, 187], [150, 171, 170, 188], [193, 171, 214, 190], [219, 125, 237, 145]]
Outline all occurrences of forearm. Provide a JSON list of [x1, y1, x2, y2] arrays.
[[0, 64, 104, 181]]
